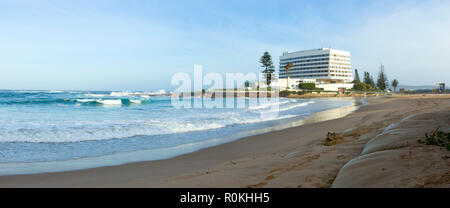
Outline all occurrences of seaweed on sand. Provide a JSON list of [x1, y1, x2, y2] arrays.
[[418, 127, 450, 150]]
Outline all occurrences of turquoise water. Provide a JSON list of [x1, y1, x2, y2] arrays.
[[0, 90, 356, 174]]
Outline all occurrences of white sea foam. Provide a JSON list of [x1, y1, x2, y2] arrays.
[[155, 89, 166, 95], [97, 99, 122, 105], [249, 100, 315, 112], [76, 99, 96, 103], [0, 112, 300, 143], [0, 121, 224, 143], [129, 100, 142, 104], [248, 101, 291, 110], [143, 89, 168, 96], [75, 98, 148, 105], [278, 101, 315, 112], [85, 93, 108, 97], [110, 92, 134, 97]]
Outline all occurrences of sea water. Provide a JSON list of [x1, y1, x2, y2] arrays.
[[0, 90, 357, 174]]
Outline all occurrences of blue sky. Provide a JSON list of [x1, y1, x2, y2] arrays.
[[0, 0, 449, 91]]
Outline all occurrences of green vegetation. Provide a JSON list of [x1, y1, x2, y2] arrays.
[[391, 79, 399, 93], [377, 64, 389, 91], [354, 69, 360, 82], [351, 65, 397, 93], [279, 90, 292, 97], [259, 52, 275, 87], [363, 71, 376, 89], [298, 83, 316, 90], [352, 70, 377, 91], [244, 80, 250, 88], [418, 127, 450, 150], [352, 80, 371, 91]]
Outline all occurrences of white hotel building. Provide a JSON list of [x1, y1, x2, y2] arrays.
[[277, 48, 354, 91]]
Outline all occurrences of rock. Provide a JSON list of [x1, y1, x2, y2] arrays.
[[325, 132, 344, 146]]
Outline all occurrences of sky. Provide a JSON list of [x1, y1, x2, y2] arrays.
[[0, 0, 449, 91]]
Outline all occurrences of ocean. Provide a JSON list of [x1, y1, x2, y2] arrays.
[[0, 90, 359, 175]]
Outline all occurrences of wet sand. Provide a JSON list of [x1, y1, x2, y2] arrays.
[[0, 95, 449, 187]]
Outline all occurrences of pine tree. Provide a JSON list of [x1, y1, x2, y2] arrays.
[[377, 64, 388, 91], [363, 72, 369, 85], [370, 75, 375, 89], [354, 69, 360, 83], [363, 71, 375, 89], [259, 52, 275, 86]]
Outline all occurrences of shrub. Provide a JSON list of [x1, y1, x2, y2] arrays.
[[298, 83, 316, 90], [280, 90, 291, 97], [352, 81, 369, 91]]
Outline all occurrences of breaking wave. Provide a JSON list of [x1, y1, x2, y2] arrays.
[[0, 114, 298, 143], [0, 98, 150, 106]]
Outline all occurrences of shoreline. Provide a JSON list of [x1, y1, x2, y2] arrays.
[[0, 95, 448, 187], [0, 97, 361, 176]]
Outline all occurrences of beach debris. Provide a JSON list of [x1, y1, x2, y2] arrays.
[[324, 132, 344, 146], [417, 127, 450, 150]]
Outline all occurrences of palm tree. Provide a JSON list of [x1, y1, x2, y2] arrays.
[[391, 79, 399, 93], [284, 62, 293, 89]]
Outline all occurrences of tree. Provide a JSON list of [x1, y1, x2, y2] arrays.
[[377, 63, 388, 91], [363, 71, 376, 89], [354, 69, 360, 83], [284, 62, 294, 89], [363, 72, 369, 84], [391, 79, 399, 93], [352, 81, 368, 91], [352, 69, 368, 91], [259, 52, 275, 87], [370, 75, 376, 89]]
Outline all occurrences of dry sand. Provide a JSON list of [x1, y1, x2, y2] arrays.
[[0, 95, 449, 187]]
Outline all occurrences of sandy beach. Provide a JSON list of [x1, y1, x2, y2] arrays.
[[0, 95, 449, 188]]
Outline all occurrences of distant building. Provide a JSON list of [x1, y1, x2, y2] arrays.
[[278, 48, 354, 91]]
